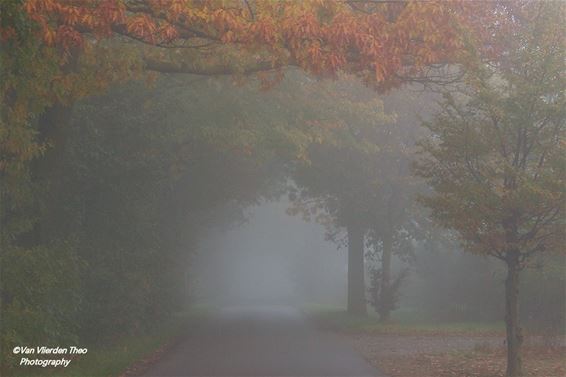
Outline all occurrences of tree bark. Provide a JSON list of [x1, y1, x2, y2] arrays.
[[505, 252, 523, 377], [379, 229, 393, 322], [347, 222, 367, 316]]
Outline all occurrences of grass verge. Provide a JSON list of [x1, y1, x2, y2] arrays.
[[303, 305, 505, 336], [304, 305, 564, 377], [5, 306, 210, 377]]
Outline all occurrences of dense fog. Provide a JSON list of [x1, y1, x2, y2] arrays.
[[192, 198, 347, 307], [191, 194, 564, 332], [3, 2, 564, 376]]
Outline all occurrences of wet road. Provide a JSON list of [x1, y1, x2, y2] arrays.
[[142, 305, 381, 377]]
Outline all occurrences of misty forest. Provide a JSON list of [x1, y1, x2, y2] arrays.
[[0, 1, 565, 377]]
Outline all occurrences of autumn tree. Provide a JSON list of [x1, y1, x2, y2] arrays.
[[1, 0, 499, 194], [14, 1, 492, 78], [289, 85, 434, 319], [414, 3, 565, 376], [1, 0, 502, 265], [0, 0, 507, 221], [0, 0, 481, 241], [364, 89, 435, 321], [283, 75, 390, 316]]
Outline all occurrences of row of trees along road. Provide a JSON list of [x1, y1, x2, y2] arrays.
[[287, 78, 435, 319], [1, 1, 564, 376]]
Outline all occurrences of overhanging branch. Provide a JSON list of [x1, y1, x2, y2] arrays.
[[143, 56, 286, 75]]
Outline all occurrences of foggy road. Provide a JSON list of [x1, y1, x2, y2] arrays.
[[141, 305, 381, 377]]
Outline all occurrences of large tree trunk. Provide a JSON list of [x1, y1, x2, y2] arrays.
[[505, 252, 523, 377], [378, 229, 392, 322], [347, 222, 367, 316]]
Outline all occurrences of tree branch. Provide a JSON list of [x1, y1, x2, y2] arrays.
[[143, 58, 283, 76]]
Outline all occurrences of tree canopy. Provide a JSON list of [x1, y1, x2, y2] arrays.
[[16, 0, 493, 80]]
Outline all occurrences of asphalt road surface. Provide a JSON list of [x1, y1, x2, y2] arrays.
[[141, 305, 382, 377]]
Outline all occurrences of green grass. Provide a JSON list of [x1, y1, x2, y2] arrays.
[[6, 306, 212, 377], [59, 319, 185, 377], [303, 304, 505, 335]]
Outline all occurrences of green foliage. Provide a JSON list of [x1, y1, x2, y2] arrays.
[[1, 21, 75, 356], [1, 1, 51, 244], [0, 70, 295, 369], [62, 76, 285, 342], [0, 240, 82, 368]]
